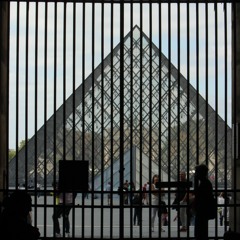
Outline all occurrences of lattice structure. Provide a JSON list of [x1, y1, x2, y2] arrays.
[[9, 25, 232, 188]]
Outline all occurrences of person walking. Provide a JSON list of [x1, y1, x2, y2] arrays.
[[218, 192, 225, 226], [194, 164, 214, 240], [151, 174, 165, 232], [172, 171, 189, 231], [221, 192, 231, 226], [146, 182, 150, 205], [142, 183, 147, 205], [52, 182, 76, 238], [106, 182, 112, 205], [132, 189, 142, 226], [128, 182, 135, 204], [123, 180, 129, 205]]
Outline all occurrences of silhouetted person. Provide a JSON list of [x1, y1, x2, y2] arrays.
[[0, 190, 40, 240], [224, 229, 240, 240], [194, 164, 213, 240], [217, 192, 225, 226], [172, 171, 188, 230], [123, 180, 129, 205], [128, 182, 135, 204], [52, 181, 76, 237], [106, 182, 112, 205], [132, 190, 142, 226], [151, 174, 165, 232]]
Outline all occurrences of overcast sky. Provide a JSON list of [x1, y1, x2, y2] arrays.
[[8, 2, 232, 149]]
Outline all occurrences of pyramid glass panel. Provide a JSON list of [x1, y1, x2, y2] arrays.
[[9, 25, 232, 188]]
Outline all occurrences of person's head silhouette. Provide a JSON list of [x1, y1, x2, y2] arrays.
[[195, 164, 208, 181], [6, 190, 32, 217]]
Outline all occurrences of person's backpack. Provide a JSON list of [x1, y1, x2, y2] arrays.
[[207, 195, 217, 220], [132, 194, 140, 205], [158, 201, 168, 218]]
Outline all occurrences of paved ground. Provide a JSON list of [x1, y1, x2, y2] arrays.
[[31, 194, 228, 239]]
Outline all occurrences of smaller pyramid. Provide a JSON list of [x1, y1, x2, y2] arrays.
[[94, 145, 172, 191]]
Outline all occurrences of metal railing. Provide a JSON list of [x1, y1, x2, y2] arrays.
[[1, 1, 238, 239]]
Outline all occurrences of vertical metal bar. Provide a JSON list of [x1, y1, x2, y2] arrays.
[[52, 1, 57, 237], [176, 2, 181, 238], [72, 1, 76, 238], [25, 1, 29, 194], [149, 0, 153, 235], [158, 2, 162, 236], [110, 2, 114, 238], [138, 0, 146, 236], [196, 1, 199, 170], [100, 1, 104, 239], [81, 2, 85, 238], [43, 2, 48, 237], [232, 2, 237, 232], [223, 2, 228, 233], [129, 3, 133, 236], [194, 3, 199, 237], [62, 3, 67, 237], [6, 0, 10, 198], [15, 1, 20, 189], [91, 2, 95, 239], [139, 0, 143, 236], [34, 1, 39, 229], [72, 1, 76, 162], [129, 2, 133, 235], [167, 3, 172, 236], [147, 1, 150, 235], [205, 0, 209, 170], [186, 5, 191, 237], [63, 3, 66, 160], [119, 1, 124, 239], [214, 3, 219, 236], [215, 2, 219, 184], [130, 1, 134, 238], [186, 4, 191, 238], [186, 3, 190, 186]]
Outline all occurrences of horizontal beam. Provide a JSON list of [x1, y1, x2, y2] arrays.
[[156, 181, 193, 188]]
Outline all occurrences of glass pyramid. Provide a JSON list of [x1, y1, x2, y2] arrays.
[[9, 25, 232, 188], [94, 146, 175, 191]]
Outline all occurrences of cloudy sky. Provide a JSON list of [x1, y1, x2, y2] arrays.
[[8, 2, 232, 149]]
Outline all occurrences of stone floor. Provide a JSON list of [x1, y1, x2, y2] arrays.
[[32, 194, 228, 239]]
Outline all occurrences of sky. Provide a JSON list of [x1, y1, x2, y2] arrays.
[[8, 2, 232, 150]]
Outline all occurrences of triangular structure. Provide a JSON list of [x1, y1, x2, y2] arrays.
[[94, 145, 174, 191], [9, 25, 232, 188]]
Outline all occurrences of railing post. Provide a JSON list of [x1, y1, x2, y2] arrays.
[[0, 2, 9, 206], [231, 2, 240, 234]]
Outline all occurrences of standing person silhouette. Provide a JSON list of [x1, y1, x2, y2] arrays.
[[151, 174, 165, 232], [0, 190, 40, 240], [146, 181, 150, 205], [217, 192, 225, 226], [52, 182, 76, 238], [172, 171, 188, 231], [132, 189, 142, 226], [106, 182, 112, 205], [194, 164, 214, 240]]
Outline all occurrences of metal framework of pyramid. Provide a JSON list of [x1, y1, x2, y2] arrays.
[[9, 25, 232, 188]]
